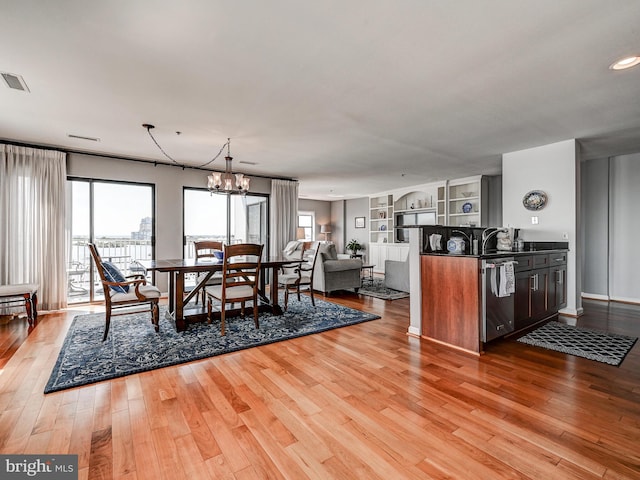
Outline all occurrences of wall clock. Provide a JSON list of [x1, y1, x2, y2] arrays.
[[522, 190, 547, 211]]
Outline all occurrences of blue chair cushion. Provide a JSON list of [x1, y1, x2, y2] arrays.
[[102, 262, 129, 293]]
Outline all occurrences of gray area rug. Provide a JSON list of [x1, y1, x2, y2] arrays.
[[356, 278, 409, 300], [45, 297, 380, 393], [517, 321, 637, 366]]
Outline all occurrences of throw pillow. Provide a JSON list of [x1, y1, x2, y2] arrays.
[[102, 262, 129, 293], [325, 243, 338, 260], [283, 241, 300, 256]]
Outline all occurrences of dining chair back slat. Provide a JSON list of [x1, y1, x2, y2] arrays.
[[193, 240, 224, 304], [205, 243, 264, 335]]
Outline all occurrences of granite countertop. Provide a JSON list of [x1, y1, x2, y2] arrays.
[[422, 249, 568, 258], [421, 240, 569, 258]]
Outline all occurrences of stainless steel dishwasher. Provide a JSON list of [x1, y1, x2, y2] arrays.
[[481, 257, 515, 342]]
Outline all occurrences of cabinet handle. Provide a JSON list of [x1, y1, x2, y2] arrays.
[[530, 274, 538, 291]]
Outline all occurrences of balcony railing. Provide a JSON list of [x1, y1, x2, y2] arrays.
[[67, 236, 153, 304], [68, 235, 255, 304]]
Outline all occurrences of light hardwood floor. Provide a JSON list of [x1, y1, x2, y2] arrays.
[[0, 294, 639, 479]]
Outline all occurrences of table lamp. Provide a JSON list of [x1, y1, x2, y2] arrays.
[[320, 224, 331, 241]]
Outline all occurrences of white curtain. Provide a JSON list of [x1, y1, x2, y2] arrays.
[[0, 144, 67, 311], [269, 179, 299, 256]]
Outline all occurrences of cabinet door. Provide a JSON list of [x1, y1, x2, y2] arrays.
[[387, 245, 409, 262], [368, 244, 385, 273], [548, 252, 568, 311], [530, 268, 549, 321], [514, 270, 532, 331], [548, 265, 567, 311]]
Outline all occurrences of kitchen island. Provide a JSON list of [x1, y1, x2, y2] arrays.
[[406, 225, 568, 355]]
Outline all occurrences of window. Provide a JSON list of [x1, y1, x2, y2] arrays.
[[184, 188, 269, 258], [67, 178, 155, 304], [298, 212, 315, 240]]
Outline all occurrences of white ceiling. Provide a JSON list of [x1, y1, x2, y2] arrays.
[[2, 0, 640, 200]]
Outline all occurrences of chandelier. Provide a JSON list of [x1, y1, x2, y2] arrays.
[[207, 139, 250, 195], [142, 124, 250, 195]]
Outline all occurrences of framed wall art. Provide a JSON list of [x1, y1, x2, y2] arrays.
[[355, 216, 365, 228]]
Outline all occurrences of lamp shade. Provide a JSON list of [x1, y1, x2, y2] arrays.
[[296, 227, 306, 240], [320, 224, 331, 234]]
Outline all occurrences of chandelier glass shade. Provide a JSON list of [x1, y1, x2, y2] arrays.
[[207, 139, 250, 195]]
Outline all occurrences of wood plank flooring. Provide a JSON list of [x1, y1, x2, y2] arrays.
[[0, 294, 639, 479]]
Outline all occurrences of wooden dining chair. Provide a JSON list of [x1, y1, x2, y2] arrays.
[[278, 241, 319, 311], [205, 243, 263, 335], [88, 243, 161, 341], [192, 240, 224, 305]]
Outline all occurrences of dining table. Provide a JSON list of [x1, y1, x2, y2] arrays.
[[141, 255, 301, 332]]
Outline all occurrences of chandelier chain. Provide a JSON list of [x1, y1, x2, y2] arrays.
[[144, 124, 229, 168]]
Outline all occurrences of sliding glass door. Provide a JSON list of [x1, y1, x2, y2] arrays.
[[67, 178, 154, 304], [183, 188, 268, 258]]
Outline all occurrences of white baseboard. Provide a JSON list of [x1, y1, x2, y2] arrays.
[[559, 306, 583, 317], [407, 326, 420, 337], [610, 295, 640, 305], [581, 292, 610, 301], [581, 293, 640, 306]]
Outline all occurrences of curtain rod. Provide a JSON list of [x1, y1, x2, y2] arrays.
[[0, 138, 297, 183]]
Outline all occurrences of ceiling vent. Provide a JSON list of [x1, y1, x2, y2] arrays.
[[239, 160, 257, 165], [68, 134, 100, 142], [1, 72, 30, 92]]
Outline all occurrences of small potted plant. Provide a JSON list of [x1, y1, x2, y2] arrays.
[[346, 239, 363, 257]]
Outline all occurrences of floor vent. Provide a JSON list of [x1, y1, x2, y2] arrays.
[[1, 72, 30, 92]]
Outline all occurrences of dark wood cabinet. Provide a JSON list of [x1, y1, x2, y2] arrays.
[[548, 252, 567, 312], [514, 269, 532, 331], [530, 267, 550, 321], [513, 251, 567, 332]]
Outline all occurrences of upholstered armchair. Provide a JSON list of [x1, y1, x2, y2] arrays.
[[312, 243, 362, 294], [384, 256, 410, 292]]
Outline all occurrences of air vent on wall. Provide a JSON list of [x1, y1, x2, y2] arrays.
[[67, 134, 101, 142], [1, 72, 30, 92]]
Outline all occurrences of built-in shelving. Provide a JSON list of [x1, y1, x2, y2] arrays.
[[369, 194, 394, 244], [366, 177, 488, 272], [446, 176, 487, 227]]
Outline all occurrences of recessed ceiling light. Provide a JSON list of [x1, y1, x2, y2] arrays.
[[609, 55, 640, 70]]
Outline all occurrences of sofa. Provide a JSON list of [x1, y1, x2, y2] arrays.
[[384, 256, 410, 292], [313, 243, 362, 294], [282, 241, 362, 294]]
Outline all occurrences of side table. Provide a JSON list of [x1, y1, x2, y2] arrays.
[[360, 265, 375, 285]]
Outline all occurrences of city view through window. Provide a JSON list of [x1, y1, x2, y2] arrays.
[[67, 181, 268, 304]]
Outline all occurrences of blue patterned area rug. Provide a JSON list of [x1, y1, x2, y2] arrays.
[[44, 297, 380, 393], [517, 321, 637, 366]]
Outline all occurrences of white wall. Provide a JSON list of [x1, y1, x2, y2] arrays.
[[502, 139, 582, 316], [298, 198, 331, 242], [581, 158, 609, 298], [609, 153, 640, 303], [344, 197, 369, 257]]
